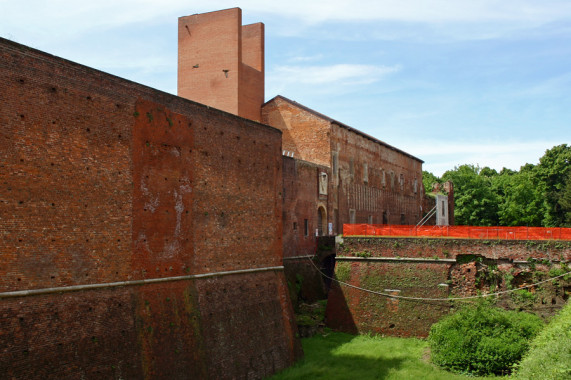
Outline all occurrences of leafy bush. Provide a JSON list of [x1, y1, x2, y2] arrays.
[[428, 305, 543, 376], [514, 301, 571, 379]]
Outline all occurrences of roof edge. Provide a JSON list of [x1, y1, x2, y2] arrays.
[[263, 95, 424, 163]]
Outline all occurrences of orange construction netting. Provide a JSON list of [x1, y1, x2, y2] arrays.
[[343, 224, 571, 241]]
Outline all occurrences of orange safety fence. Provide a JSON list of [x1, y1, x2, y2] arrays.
[[343, 224, 571, 241]]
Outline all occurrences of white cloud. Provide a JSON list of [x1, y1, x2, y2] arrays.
[[3, 1, 571, 43], [270, 63, 400, 86]]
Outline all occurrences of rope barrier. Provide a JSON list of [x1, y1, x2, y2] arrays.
[[306, 254, 571, 302]]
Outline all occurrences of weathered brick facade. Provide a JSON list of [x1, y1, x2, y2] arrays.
[[327, 237, 571, 337], [263, 96, 425, 238], [178, 8, 264, 122], [0, 37, 300, 379]]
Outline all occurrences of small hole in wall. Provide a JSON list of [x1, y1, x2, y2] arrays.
[[17, 278, 21, 281], [51, 203, 55, 206], [86, 96, 92, 100], [118, 134, 122, 139], [389, 324, 395, 329], [50, 87, 57, 92], [19, 317, 24, 322], [51, 276, 55, 279], [467, 269, 471, 273], [20, 159, 24, 162], [52, 121, 56, 124], [19, 114, 25, 120], [19, 200, 23, 204], [18, 78, 25, 84], [51, 163, 54, 166], [86, 128, 90, 132]]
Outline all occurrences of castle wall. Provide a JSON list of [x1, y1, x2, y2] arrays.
[[326, 237, 571, 337], [0, 37, 300, 379], [330, 124, 424, 231], [282, 157, 330, 303]]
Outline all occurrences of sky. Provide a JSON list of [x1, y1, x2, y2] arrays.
[[1, 1, 570, 176]]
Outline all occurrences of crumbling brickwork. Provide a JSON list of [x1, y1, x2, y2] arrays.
[[0, 37, 300, 379], [327, 237, 571, 337]]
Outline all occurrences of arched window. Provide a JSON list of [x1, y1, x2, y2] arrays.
[[317, 206, 327, 236]]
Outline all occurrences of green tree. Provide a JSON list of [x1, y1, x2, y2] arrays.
[[442, 165, 499, 226], [534, 144, 571, 226], [559, 174, 571, 226], [422, 170, 441, 194], [495, 169, 543, 226]]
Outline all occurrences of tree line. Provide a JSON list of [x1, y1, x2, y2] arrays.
[[423, 144, 571, 227]]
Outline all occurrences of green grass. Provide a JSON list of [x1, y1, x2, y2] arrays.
[[513, 301, 571, 379], [270, 331, 501, 379]]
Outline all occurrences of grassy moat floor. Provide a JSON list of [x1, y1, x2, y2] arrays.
[[270, 331, 501, 380]]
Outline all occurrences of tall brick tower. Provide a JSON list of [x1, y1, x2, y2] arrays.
[[178, 8, 264, 122]]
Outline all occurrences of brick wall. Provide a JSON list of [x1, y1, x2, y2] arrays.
[[282, 157, 331, 304], [0, 37, 300, 379], [178, 8, 264, 122], [262, 98, 331, 167], [326, 237, 571, 337], [331, 124, 424, 229]]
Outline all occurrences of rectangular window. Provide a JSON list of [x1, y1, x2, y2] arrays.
[[400, 213, 406, 225], [382, 211, 388, 224], [293, 222, 297, 230], [368, 215, 373, 224], [349, 209, 356, 224], [304, 219, 309, 236], [332, 152, 338, 174], [363, 163, 368, 184], [442, 201, 446, 216]]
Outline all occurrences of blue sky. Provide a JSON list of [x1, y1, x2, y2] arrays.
[[2, 1, 570, 175]]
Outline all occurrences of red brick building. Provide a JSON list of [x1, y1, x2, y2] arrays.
[[178, 9, 426, 267]]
